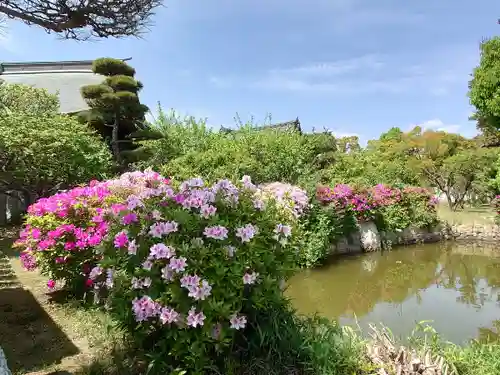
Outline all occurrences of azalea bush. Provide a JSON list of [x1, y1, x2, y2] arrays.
[[15, 183, 115, 293], [389, 186, 439, 230], [14, 171, 170, 294], [87, 174, 298, 373], [317, 183, 438, 231], [303, 183, 439, 266]]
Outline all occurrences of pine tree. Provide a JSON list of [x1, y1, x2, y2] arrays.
[[79, 57, 149, 166]]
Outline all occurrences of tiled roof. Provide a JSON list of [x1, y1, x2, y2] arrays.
[[221, 118, 302, 134]]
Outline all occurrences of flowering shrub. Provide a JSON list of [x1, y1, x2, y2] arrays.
[[317, 184, 438, 236], [14, 170, 171, 293], [54, 174, 297, 373], [14, 183, 116, 293], [316, 183, 438, 232], [15, 170, 299, 371], [258, 182, 310, 218]]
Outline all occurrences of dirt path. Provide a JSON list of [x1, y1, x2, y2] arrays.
[[0, 228, 120, 375]]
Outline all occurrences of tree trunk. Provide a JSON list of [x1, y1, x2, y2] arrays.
[[111, 116, 122, 166]]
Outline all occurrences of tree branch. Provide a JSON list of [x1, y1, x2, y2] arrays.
[[0, 0, 163, 40]]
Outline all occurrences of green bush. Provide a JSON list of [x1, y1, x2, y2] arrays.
[[159, 127, 315, 185], [136, 108, 335, 186], [0, 113, 112, 200], [0, 82, 59, 115], [296, 202, 357, 268], [92, 175, 298, 373], [134, 107, 224, 169]]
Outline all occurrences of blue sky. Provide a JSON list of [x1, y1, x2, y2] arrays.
[[1, 0, 500, 142]]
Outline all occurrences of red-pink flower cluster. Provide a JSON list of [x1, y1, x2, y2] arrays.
[[14, 169, 172, 291], [316, 183, 437, 219]]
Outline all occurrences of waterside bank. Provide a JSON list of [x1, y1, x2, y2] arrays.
[[332, 220, 500, 255]]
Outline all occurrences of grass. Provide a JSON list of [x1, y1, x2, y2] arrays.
[[408, 322, 500, 375], [0, 226, 124, 375], [437, 203, 496, 225]]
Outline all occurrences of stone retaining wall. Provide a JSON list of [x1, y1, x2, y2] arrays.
[[331, 220, 499, 255], [448, 223, 500, 242]]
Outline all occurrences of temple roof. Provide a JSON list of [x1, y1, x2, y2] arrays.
[[220, 118, 302, 134]]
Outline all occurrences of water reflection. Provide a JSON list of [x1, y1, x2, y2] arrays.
[[287, 242, 500, 344]]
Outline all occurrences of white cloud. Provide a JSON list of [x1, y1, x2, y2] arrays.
[[209, 44, 477, 96], [329, 131, 360, 138], [268, 55, 384, 78]]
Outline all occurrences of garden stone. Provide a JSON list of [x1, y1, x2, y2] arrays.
[[358, 221, 381, 252], [0, 347, 11, 375]]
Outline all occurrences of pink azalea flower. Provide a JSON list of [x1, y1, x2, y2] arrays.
[[229, 313, 247, 330], [274, 224, 292, 238], [149, 243, 175, 260], [242, 272, 259, 285], [47, 279, 56, 290], [187, 280, 212, 301], [203, 225, 228, 240], [128, 240, 138, 255], [161, 266, 175, 282], [122, 212, 138, 225], [126, 195, 144, 210], [159, 306, 180, 324], [169, 257, 187, 273], [200, 204, 217, 219], [180, 274, 201, 288], [186, 307, 206, 328], [235, 224, 258, 243], [114, 231, 129, 248]]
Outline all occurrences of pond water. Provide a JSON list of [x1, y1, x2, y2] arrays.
[[287, 242, 500, 344]]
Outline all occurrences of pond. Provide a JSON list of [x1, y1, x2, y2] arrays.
[[287, 242, 500, 344]]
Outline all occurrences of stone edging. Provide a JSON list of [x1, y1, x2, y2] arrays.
[[332, 221, 500, 255], [448, 223, 500, 242]]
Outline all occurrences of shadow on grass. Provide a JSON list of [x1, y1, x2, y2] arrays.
[[73, 345, 145, 375], [0, 229, 80, 374]]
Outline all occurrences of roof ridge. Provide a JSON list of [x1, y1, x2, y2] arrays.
[[0, 57, 130, 66]]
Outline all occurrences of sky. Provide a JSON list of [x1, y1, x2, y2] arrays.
[[1, 0, 500, 142]]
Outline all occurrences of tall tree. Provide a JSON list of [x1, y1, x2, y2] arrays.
[[403, 129, 495, 210], [469, 37, 500, 133], [0, 0, 162, 40], [79, 57, 149, 166]]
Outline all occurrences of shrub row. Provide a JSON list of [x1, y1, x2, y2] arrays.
[[316, 183, 438, 231]]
